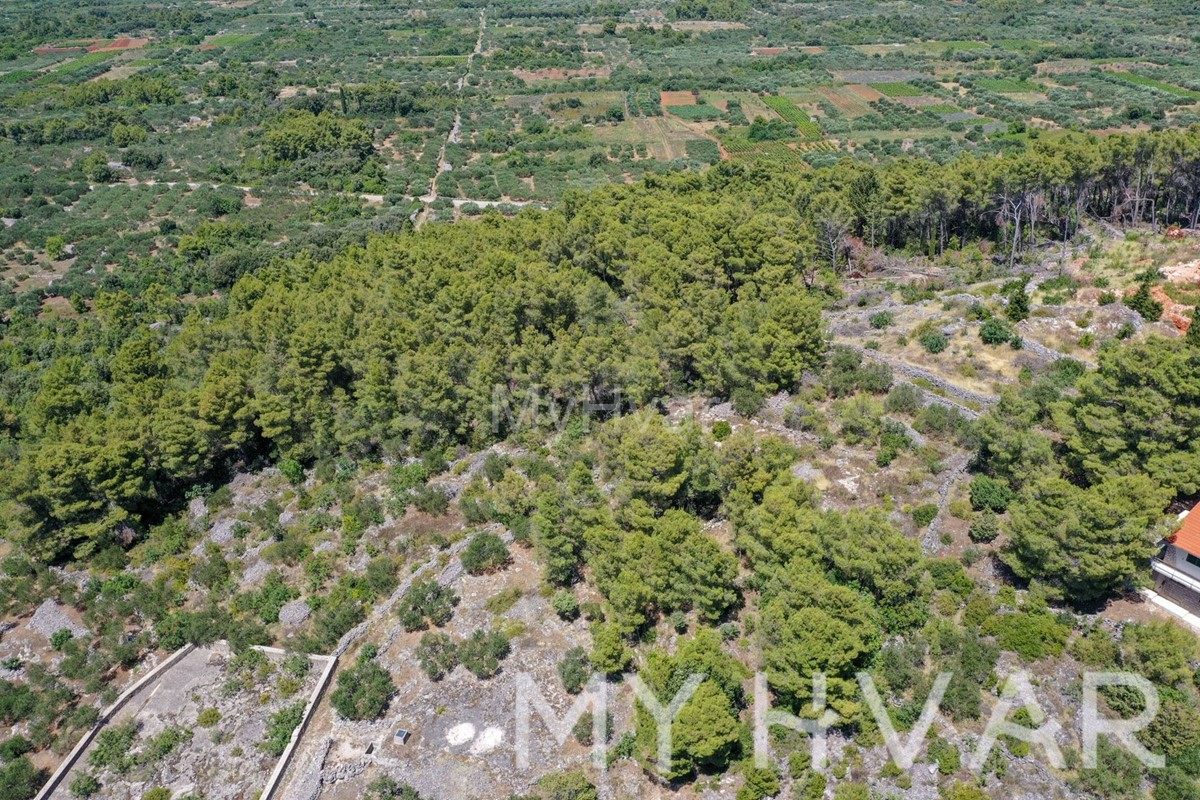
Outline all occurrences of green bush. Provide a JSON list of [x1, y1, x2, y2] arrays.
[[457, 629, 511, 679], [279, 458, 305, 485], [884, 383, 923, 414], [397, 580, 458, 631], [982, 611, 1069, 660], [927, 736, 961, 774], [869, 311, 894, 329], [912, 504, 938, 528], [979, 318, 1013, 345], [533, 770, 598, 800], [919, 331, 947, 354], [69, 774, 101, 799], [558, 647, 591, 694], [365, 777, 429, 799], [731, 387, 764, 417], [197, 708, 221, 728], [461, 532, 511, 575], [330, 649, 396, 720], [738, 764, 781, 800], [967, 509, 999, 543], [969, 475, 1013, 512], [551, 590, 580, 620], [88, 721, 138, 773], [416, 632, 458, 680], [0, 756, 42, 800], [1126, 279, 1163, 322], [260, 702, 305, 757], [711, 421, 733, 441], [411, 485, 449, 515]]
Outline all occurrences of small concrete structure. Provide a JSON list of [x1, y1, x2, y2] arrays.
[[394, 728, 411, 745]]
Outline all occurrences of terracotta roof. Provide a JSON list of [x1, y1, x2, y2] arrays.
[[1169, 504, 1200, 558]]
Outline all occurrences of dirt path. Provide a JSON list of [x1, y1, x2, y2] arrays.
[[420, 9, 485, 219]]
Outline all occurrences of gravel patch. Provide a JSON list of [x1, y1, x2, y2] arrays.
[[279, 599, 312, 629], [26, 600, 88, 639]]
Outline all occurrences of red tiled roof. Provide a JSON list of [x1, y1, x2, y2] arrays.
[[1169, 503, 1200, 558]]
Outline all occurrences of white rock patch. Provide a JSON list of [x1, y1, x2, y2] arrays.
[[468, 727, 503, 755], [446, 722, 476, 747]]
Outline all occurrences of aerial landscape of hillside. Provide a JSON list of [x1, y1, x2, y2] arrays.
[[4, 1, 1200, 799]]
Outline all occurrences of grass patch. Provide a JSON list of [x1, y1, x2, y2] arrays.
[[975, 77, 1041, 93], [1109, 72, 1200, 99], [870, 82, 924, 97], [206, 33, 258, 48]]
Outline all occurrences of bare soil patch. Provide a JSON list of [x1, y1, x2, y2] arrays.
[[659, 90, 697, 106], [512, 66, 611, 83]]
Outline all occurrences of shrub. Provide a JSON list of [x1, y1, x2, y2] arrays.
[[711, 421, 732, 441], [534, 770, 598, 800], [551, 590, 580, 621], [461, 532, 511, 575], [912, 504, 938, 528], [832, 783, 869, 800], [397, 580, 458, 631], [571, 710, 612, 747], [1121, 620, 1198, 686], [260, 702, 306, 756], [927, 736, 961, 774], [411, 485, 449, 515], [143, 788, 171, 800], [365, 777, 429, 799], [982, 612, 1069, 660], [1078, 738, 1146, 800], [279, 458, 305, 485], [88, 721, 137, 773], [49, 629, 74, 651], [869, 311, 894, 329], [45, 235, 67, 261], [1126, 279, 1163, 322], [1153, 767, 1200, 800], [558, 647, 591, 694], [70, 774, 101, 799], [919, 331, 947, 354], [979, 318, 1013, 345], [0, 756, 42, 800], [197, 708, 221, 728], [457, 629, 510, 679], [731, 387, 764, 417], [330, 648, 396, 720], [884, 383, 923, 414], [967, 510, 999, 543], [969, 475, 1013, 512], [416, 632, 458, 680], [143, 725, 192, 762], [0, 737, 30, 761], [589, 622, 631, 676], [738, 764, 782, 800]]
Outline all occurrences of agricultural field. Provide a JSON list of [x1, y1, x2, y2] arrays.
[[0, 0, 1197, 303]]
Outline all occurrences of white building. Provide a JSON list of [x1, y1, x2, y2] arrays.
[[1153, 503, 1200, 608]]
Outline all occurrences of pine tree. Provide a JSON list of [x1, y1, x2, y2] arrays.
[[1006, 281, 1030, 322], [1126, 278, 1163, 322]]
